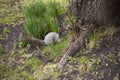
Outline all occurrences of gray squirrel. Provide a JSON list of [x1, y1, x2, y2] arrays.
[[20, 32, 59, 47], [44, 32, 59, 45]]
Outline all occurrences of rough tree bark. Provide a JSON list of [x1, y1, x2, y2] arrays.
[[58, 0, 120, 71], [71, 0, 120, 26]]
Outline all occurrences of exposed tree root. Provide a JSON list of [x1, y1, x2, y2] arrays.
[[57, 23, 95, 72]]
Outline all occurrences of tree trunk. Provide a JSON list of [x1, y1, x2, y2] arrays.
[[71, 0, 120, 26], [58, 0, 120, 71]]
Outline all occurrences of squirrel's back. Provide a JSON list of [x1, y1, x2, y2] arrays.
[[44, 32, 59, 45]]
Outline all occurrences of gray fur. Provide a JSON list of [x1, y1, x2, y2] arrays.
[[44, 32, 59, 45]]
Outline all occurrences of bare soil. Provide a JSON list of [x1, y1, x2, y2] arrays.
[[0, 0, 120, 80]]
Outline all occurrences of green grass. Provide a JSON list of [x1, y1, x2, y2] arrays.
[[0, 63, 20, 79], [0, 0, 22, 25], [22, 1, 46, 18], [42, 36, 71, 61], [20, 71, 36, 80], [0, 34, 4, 40], [3, 27, 10, 34], [89, 32, 100, 42], [0, 45, 4, 54], [77, 55, 102, 73], [22, 1, 65, 39], [25, 57, 41, 70], [23, 0, 70, 6], [0, 53, 37, 80]]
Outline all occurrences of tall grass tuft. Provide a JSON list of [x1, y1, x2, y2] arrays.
[[22, 1, 64, 39]]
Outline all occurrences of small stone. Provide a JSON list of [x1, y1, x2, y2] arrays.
[[106, 63, 108, 66]]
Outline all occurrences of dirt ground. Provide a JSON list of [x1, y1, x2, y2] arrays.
[[0, 0, 120, 80]]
